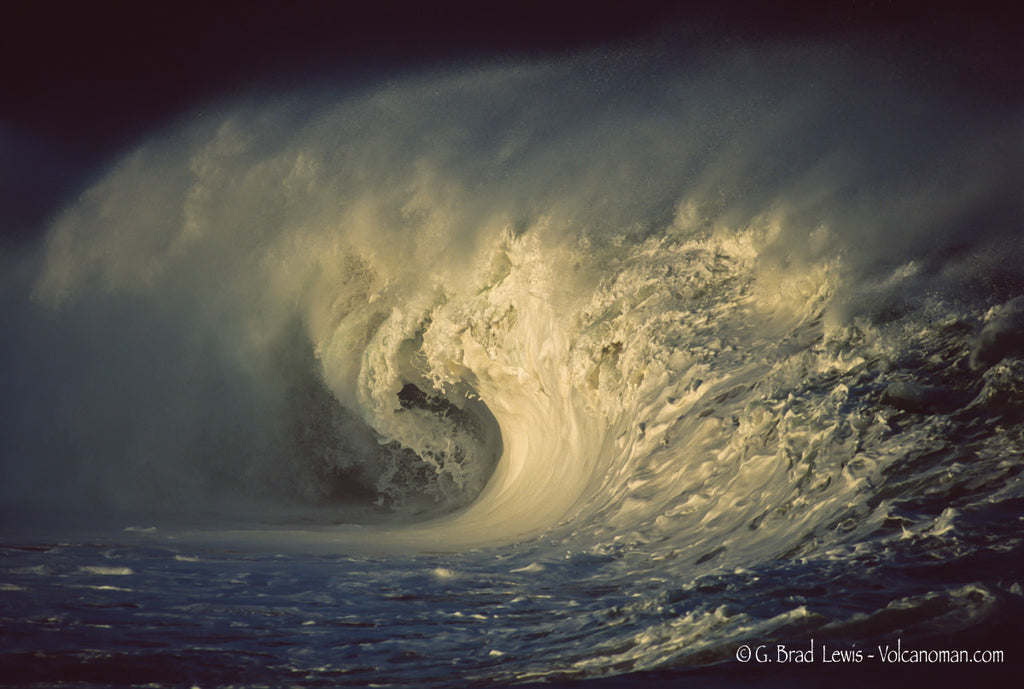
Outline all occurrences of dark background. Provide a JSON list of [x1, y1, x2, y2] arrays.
[[1, 1, 1019, 245]]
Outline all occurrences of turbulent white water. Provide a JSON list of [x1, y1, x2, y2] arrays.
[[2, 40, 1023, 686]]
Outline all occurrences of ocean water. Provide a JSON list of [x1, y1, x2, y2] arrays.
[[2, 40, 1023, 687]]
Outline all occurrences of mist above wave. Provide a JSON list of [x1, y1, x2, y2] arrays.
[[2, 42, 1021, 549]]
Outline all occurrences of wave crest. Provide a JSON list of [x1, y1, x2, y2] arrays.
[[7, 45, 1022, 552]]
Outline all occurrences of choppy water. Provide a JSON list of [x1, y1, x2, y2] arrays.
[[2, 38, 1023, 687]]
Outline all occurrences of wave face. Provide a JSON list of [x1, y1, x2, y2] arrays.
[[2, 41, 1024, 685]]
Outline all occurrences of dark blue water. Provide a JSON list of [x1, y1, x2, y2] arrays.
[[3, 520, 1022, 687]]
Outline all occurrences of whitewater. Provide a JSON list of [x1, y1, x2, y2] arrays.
[[2, 40, 1023, 687]]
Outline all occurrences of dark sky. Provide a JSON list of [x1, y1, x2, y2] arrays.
[[1, 1, 1019, 244]]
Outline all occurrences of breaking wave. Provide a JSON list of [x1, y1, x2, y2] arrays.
[[2, 43, 1023, 565]]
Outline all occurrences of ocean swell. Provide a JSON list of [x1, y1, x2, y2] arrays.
[[3, 44, 1023, 559]]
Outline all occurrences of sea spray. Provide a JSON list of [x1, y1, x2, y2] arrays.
[[1, 39, 1022, 686]]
